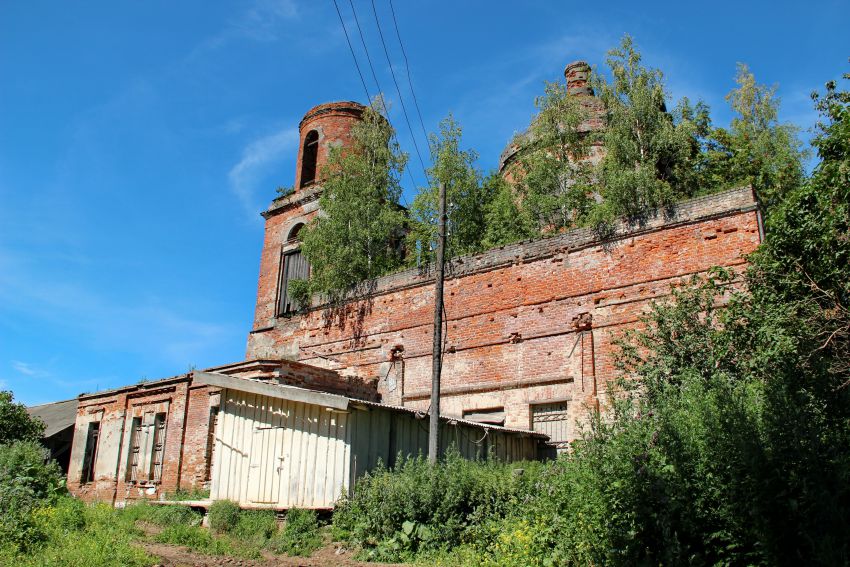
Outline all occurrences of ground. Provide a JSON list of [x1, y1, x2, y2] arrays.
[[142, 541, 403, 567]]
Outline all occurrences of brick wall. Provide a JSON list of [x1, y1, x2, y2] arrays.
[[67, 359, 378, 504], [247, 187, 762, 433]]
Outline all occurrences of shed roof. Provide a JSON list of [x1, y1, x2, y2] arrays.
[[27, 399, 78, 438], [194, 371, 548, 439]]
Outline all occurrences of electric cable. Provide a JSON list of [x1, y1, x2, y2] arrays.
[[369, 0, 431, 185], [332, 0, 371, 103], [387, 0, 431, 158]]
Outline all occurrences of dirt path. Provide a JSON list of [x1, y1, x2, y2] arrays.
[[142, 541, 405, 567]]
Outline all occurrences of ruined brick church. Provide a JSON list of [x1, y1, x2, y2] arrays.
[[66, 62, 762, 506]]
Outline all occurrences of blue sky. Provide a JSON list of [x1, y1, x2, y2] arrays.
[[1, 1, 847, 405]]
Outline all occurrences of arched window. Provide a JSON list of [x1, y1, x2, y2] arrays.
[[299, 130, 319, 188], [278, 223, 310, 315]]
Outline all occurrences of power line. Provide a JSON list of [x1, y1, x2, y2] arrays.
[[388, 0, 431, 158], [330, 0, 415, 206], [369, 0, 431, 186], [344, 0, 418, 203], [348, 0, 383, 100], [331, 0, 371, 103]]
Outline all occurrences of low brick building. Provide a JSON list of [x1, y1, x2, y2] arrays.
[[67, 62, 764, 504]]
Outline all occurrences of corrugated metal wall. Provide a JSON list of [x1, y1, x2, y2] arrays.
[[211, 390, 541, 509], [210, 389, 351, 508], [347, 407, 539, 489]]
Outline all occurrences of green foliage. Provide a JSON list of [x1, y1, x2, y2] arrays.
[[0, 390, 45, 445], [0, 498, 153, 567], [481, 173, 536, 248], [407, 115, 492, 263], [285, 278, 310, 310], [124, 502, 202, 527], [268, 508, 323, 557], [164, 486, 210, 501], [207, 499, 240, 533], [697, 63, 807, 211], [511, 80, 596, 234], [299, 102, 408, 301], [332, 452, 545, 561], [0, 440, 66, 553], [591, 35, 703, 226]]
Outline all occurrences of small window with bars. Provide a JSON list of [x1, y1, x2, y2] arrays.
[[149, 412, 167, 483], [80, 421, 100, 484]]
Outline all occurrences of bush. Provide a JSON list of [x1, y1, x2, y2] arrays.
[[208, 499, 240, 533], [332, 452, 544, 560], [0, 441, 66, 553], [269, 508, 322, 557], [234, 509, 277, 548], [0, 497, 153, 567]]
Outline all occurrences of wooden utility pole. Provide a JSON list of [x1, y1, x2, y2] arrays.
[[428, 182, 447, 464]]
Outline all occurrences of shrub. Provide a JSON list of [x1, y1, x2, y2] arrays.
[[332, 451, 544, 560], [0, 441, 66, 552], [208, 499, 240, 533], [269, 508, 322, 557], [155, 523, 234, 556], [121, 501, 202, 527], [234, 509, 277, 548]]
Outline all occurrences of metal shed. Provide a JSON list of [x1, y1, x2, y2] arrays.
[[196, 372, 548, 509]]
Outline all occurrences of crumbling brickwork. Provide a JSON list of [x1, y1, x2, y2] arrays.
[[67, 359, 378, 503], [248, 186, 762, 435]]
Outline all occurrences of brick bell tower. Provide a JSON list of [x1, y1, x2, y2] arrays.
[[248, 101, 366, 358]]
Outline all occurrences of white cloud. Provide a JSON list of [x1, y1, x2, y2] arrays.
[[12, 361, 47, 377], [228, 127, 299, 218]]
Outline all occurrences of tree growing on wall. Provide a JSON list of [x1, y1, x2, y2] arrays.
[[297, 101, 408, 303], [590, 35, 703, 226], [697, 63, 807, 213], [406, 115, 491, 264]]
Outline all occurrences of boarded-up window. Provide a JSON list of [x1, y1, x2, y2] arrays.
[[278, 250, 309, 315], [300, 130, 319, 187], [149, 412, 167, 483], [204, 405, 220, 482], [80, 421, 100, 484], [126, 417, 142, 482], [531, 402, 570, 453], [462, 407, 506, 426]]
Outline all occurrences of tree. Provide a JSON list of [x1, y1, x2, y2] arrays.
[[591, 35, 702, 225], [481, 173, 536, 248], [406, 115, 490, 264], [508, 81, 596, 234], [699, 64, 807, 211], [298, 102, 408, 302], [0, 391, 43, 446]]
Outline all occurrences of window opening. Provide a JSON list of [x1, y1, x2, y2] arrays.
[[149, 412, 167, 483], [278, 250, 310, 315], [531, 402, 570, 453], [204, 405, 220, 482], [81, 421, 101, 484], [462, 407, 506, 426], [126, 417, 142, 482], [299, 130, 319, 187]]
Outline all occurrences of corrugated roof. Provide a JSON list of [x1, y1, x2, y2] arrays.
[[204, 371, 548, 439], [27, 399, 78, 438]]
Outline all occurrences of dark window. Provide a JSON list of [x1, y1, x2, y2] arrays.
[[149, 412, 167, 483], [204, 405, 220, 482], [278, 250, 310, 315], [81, 421, 100, 484], [126, 417, 142, 482], [299, 130, 319, 187]]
